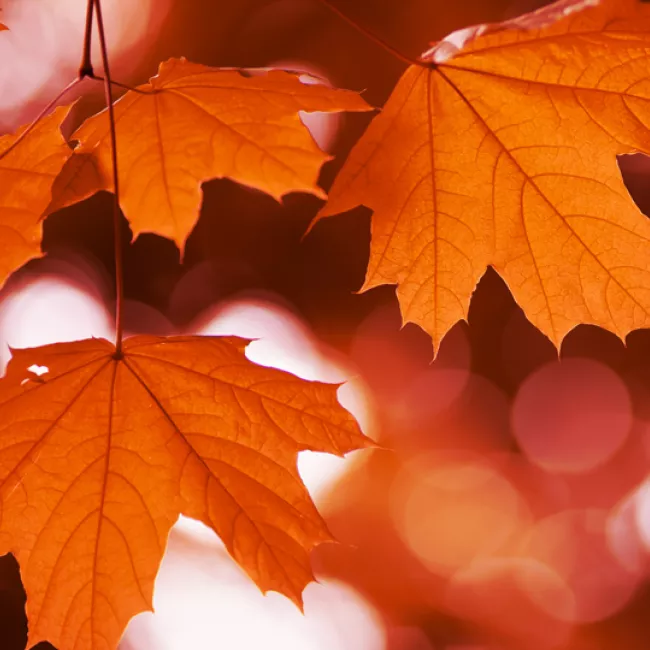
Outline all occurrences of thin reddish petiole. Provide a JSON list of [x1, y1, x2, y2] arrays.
[[93, 0, 124, 356], [0, 76, 82, 162], [1, 0, 96, 163], [313, 0, 424, 67]]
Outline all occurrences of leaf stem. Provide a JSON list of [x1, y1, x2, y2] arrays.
[[0, 77, 82, 162], [93, 0, 124, 356], [79, 0, 95, 78], [313, 0, 423, 67]]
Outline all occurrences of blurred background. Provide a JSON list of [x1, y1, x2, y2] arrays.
[[2, 0, 650, 648]]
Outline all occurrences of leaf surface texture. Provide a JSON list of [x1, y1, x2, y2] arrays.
[[0, 106, 72, 289], [317, 0, 650, 348]]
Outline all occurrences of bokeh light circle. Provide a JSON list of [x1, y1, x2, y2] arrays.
[[123, 517, 386, 650], [520, 509, 640, 623], [606, 484, 650, 577], [0, 0, 169, 123], [0, 274, 112, 374], [512, 358, 632, 473], [634, 478, 650, 553], [391, 453, 527, 576]]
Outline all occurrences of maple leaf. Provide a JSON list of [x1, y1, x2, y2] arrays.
[[46, 57, 372, 252], [315, 0, 650, 350], [0, 106, 73, 290], [0, 335, 369, 650]]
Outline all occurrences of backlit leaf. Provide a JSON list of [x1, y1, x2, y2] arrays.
[[47, 57, 371, 252], [0, 335, 369, 650], [316, 0, 650, 350]]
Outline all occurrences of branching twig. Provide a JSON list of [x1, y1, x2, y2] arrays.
[[79, 0, 95, 78], [1, 0, 96, 162]]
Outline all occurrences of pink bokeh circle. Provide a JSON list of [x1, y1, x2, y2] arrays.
[[511, 358, 632, 474]]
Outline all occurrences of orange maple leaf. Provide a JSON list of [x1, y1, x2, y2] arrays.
[[47, 57, 371, 252], [0, 106, 73, 290], [0, 335, 370, 650], [315, 0, 650, 350]]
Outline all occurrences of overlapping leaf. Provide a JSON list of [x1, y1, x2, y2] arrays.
[[47, 57, 371, 251], [0, 335, 369, 650], [316, 0, 650, 350], [0, 106, 73, 289]]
